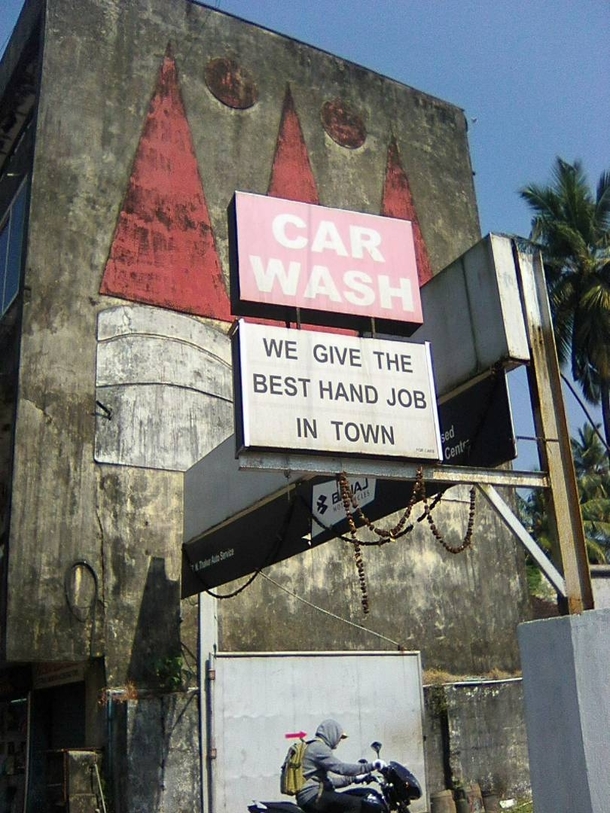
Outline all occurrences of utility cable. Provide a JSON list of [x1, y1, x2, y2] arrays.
[[560, 372, 610, 454], [258, 571, 407, 651]]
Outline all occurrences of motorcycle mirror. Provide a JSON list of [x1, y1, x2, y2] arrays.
[[370, 741, 382, 756]]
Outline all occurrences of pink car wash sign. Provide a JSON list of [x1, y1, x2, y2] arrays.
[[229, 192, 423, 334], [233, 320, 441, 460]]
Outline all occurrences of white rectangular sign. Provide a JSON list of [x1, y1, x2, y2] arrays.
[[233, 321, 441, 460]]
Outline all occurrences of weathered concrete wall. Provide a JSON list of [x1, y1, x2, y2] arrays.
[[0, 2, 530, 810], [6, 0, 483, 682], [0, 67, 37, 658], [423, 679, 531, 801], [217, 485, 531, 674], [591, 565, 610, 609], [110, 691, 201, 813], [103, 676, 531, 813], [0, 304, 21, 657]]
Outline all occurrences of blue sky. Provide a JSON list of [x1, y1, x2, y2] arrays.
[[1, 0, 608, 464]]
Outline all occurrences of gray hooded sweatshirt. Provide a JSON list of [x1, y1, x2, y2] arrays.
[[295, 719, 376, 807]]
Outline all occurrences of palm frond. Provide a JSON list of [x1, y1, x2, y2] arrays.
[[521, 157, 610, 441]]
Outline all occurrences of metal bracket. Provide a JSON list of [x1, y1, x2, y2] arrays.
[[478, 484, 566, 597]]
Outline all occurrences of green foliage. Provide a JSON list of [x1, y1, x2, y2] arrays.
[[520, 157, 610, 446], [154, 655, 187, 692], [153, 643, 198, 693], [572, 425, 610, 557], [526, 561, 543, 594], [518, 423, 610, 574]]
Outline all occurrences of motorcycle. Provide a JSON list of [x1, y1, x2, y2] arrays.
[[248, 741, 422, 813]]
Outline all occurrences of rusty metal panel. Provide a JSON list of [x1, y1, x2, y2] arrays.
[[212, 651, 427, 813]]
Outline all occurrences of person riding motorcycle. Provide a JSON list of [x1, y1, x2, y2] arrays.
[[296, 719, 387, 813]]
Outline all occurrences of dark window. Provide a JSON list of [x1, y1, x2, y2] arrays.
[[0, 181, 27, 316]]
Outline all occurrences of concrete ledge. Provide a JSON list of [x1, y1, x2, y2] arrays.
[[518, 609, 610, 813]]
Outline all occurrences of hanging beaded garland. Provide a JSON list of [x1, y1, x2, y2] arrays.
[[338, 469, 428, 542], [339, 473, 370, 613], [338, 469, 476, 613]]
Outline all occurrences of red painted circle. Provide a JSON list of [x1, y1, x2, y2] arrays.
[[321, 98, 367, 148], [205, 57, 258, 109]]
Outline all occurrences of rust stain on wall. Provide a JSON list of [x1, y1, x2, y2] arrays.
[[100, 48, 231, 321], [382, 136, 433, 286]]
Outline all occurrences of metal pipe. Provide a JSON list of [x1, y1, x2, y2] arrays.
[[199, 593, 218, 813]]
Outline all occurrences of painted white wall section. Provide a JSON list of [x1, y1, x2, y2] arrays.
[[95, 305, 233, 470], [211, 652, 427, 813], [410, 234, 530, 396], [518, 609, 610, 813]]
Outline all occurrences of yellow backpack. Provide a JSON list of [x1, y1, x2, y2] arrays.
[[280, 740, 308, 796]]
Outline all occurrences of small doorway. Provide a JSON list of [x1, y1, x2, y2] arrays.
[[27, 681, 86, 812], [0, 697, 28, 813]]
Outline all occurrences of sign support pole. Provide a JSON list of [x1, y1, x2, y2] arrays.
[[512, 243, 594, 613]]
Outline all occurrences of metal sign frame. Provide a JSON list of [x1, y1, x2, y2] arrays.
[[184, 234, 593, 614]]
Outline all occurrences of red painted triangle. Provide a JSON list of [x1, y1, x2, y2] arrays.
[[100, 48, 231, 320], [381, 137, 433, 286], [268, 85, 319, 204], [261, 86, 357, 335]]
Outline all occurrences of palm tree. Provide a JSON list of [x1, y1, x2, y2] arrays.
[[519, 158, 610, 447], [518, 423, 610, 568], [572, 423, 609, 484], [571, 424, 610, 556]]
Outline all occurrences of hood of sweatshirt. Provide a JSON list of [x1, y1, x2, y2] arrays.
[[315, 719, 346, 749]]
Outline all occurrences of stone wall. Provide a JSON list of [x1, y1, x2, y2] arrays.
[[109, 691, 201, 813], [424, 679, 531, 802]]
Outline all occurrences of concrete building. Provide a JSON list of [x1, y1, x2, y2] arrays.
[[0, 1, 531, 810]]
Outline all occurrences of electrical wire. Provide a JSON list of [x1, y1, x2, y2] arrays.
[[560, 372, 610, 453], [258, 572, 407, 651]]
